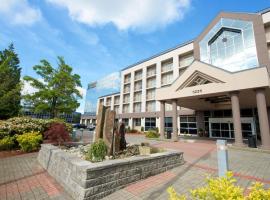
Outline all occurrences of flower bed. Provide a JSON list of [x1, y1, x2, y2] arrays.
[[38, 144, 184, 200]]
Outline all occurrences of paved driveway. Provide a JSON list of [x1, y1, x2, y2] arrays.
[[0, 133, 270, 200]]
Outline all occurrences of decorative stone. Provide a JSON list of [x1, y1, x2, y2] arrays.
[[139, 146, 151, 155], [113, 123, 120, 154], [103, 109, 116, 155], [119, 123, 126, 151], [94, 104, 106, 142]]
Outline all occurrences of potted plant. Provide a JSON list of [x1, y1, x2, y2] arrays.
[[198, 128, 204, 137]]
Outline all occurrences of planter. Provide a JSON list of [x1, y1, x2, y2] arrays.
[[38, 144, 184, 200]]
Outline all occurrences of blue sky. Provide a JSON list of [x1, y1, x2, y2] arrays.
[[0, 0, 269, 113]]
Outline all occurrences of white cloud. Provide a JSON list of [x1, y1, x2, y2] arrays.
[[46, 0, 191, 31], [96, 72, 120, 90], [0, 0, 41, 25], [76, 86, 87, 97]]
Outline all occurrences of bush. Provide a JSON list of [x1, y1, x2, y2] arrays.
[[86, 139, 107, 162], [141, 126, 144, 132], [0, 117, 72, 138], [145, 130, 160, 138], [0, 136, 15, 150], [167, 171, 270, 200], [44, 123, 70, 146], [16, 132, 42, 152]]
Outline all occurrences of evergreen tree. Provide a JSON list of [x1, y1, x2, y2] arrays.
[[0, 44, 21, 119], [24, 57, 82, 118]]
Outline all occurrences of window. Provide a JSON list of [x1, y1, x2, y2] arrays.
[[145, 118, 156, 131], [146, 89, 155, 100], [161, 59, 173, 72], [134, 70, 142, 80], [133, 103, 141, 113], [147, 65, 156, 77], [133, 92, 142, 102], [165, 117, 173, 133], [146, 77, 156, 88], [114, 105, 119, 114], [199, 18, 258, 72], [179, 53, 194, 67], [124, 74, 131, 83], [180, 116, 197, 134], [122, 118, 129, 127], [134, 81, 142, 91], [134, 118, 141, 126], [106, 97, 111, 106], [99, 99, 104, 105], [123, 104, 129, 113], [123, 94, 130, 103], [124, 84, 130, 93], [146, 101, 156, 112], [165, 103, 172, 111], [114, 96, 120, 105], [161, 72, 173, 85]]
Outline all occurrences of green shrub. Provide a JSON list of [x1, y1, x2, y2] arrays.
[[86, 139, 107, 162], [0, 136, 15, 150], [141, 126, 144, 132], [16, 132, 43, 152], [167, 171, 270, 200], [145, 130, 160, 138], [0, 117, 72, 137]]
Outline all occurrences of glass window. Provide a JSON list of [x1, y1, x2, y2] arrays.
[[145, 118, 156, 131], [134, 118, 141, 126], [180, 116, 197, 134], [199, 18, 258, 72]]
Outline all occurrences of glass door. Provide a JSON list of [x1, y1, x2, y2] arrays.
[[209, 117, 255, 139]]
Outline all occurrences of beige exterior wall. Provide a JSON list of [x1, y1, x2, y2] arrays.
[[95, 9, 270, 133]]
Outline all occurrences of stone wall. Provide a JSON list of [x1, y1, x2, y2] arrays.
[[38, 144, 184, 200]]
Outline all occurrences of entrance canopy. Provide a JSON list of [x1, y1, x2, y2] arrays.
[[156, 60, 270, 110]]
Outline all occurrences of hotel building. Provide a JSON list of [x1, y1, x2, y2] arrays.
[[97, 8, 270, 149]]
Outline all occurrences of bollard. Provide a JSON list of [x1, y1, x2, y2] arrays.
[[80, 128, 84, 142], [216, 139, 229, 177]]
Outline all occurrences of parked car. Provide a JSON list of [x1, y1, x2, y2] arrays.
[[72, 123, 86, 129], [87, 124, 96, 131]]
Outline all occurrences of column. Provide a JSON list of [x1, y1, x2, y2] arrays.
[[160, 101, 165, 139], [172, 99, 178, 142], [230, 91, 244, 146], [255, 88, 270, 150]]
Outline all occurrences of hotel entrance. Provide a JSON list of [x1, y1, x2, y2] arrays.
[[209, 117, 255, 139]]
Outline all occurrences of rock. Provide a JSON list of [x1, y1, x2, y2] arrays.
[[103, 109, 116, 155], [119, 123, 126, 151], [94, 104, 106, 142]]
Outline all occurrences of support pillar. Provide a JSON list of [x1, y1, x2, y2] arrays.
[[230, 92, 244, 147], [172, 99, 178, 142], [255, 88, 270, 150], [160, 101, 165, 139]]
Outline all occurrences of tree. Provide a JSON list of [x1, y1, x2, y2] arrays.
[[0, 44, 21, 119], [24, 57, 82, 118]]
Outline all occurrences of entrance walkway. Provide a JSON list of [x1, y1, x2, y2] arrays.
[[103, 135, 270, 200], [0, 134, 269, 200]]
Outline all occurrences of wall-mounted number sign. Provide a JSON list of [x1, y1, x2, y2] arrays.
[[192, 89, 202, 94]]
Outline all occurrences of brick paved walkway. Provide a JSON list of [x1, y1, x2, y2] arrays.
[[0, 153, 72, 200], [103, 135, 270, 200], [1, 134, 270, 200]]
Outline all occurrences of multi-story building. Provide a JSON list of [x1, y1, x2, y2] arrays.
[[81, 72, 120, 126], [97, 8, 270, 149]]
